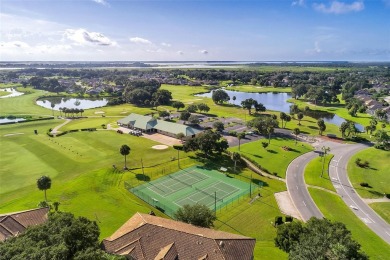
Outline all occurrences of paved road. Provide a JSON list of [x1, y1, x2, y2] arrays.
[[286, 151, 324, 221], [287, 140, 390, 244], [328, 142, 390, 244]]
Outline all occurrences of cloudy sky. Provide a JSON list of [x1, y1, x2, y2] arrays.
[[1, 0, 389, 61]]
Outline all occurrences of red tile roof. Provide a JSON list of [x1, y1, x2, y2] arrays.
[[102, 212, 255, 260], [0, 207, 49, 241]]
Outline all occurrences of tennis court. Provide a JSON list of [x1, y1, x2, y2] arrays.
[[129, 165, 254, 217]]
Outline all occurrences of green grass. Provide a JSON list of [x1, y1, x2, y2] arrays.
[[59, 117, 120, 131], [288, 97, 373, 129], [214, 169, 288, 259], [230, 137, 313, 178], [370, 203, 390, 224], [348, 148, 390, 199], [309, 188, 390, 259], [304, 154, 336, 192], [0, 90, 11, 97], [226, 85, 291, 93], [0, 121, 182, 199]]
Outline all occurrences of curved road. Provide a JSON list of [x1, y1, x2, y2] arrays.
[[287, 140, 390, 244]]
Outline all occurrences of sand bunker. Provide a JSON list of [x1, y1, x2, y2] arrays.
[[94, 111, 105, 114], [4, 133, 24, 137], [152, 145, 169, 150]]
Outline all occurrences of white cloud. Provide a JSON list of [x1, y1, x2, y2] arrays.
[[129, 37, 152, 45], [92, 0, 109, 6], [0, 41, 30, 49], [161, 42, 171, 47], [200, 49, 208, 54], [64, 28, 116, 46], [313, 1, 364, 14], [177, 51, 184, 55], [292, 0, 305, 7]]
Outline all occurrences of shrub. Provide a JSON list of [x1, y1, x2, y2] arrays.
[[262, 142, 269, 149], [355, 158, 362, 166], [360, 182, 369, 187], [285, 216, 293, 222], [228, 130, 237, 137], [275, 216, 283, 226], [386, 194, 390, 199]]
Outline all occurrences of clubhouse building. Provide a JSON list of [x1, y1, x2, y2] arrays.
[[102, 212, 256, 260], [117, 113, 202, 138]]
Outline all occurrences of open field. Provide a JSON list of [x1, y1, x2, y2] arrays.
[[59, 117, 120, 131], [370, 203, 390, 224], [304, 154, 336, 192], [229, 137, 313, 178], [348, 147, 390, 199], [309, 188, 390, 259]]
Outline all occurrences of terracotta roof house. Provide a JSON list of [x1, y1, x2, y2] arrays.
[[117, 113, 202, 138], [102, 213, 256, 260], [0, 207, 49, 241]]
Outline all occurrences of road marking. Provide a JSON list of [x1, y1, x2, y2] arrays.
[[331, 177, 338, 181], [386, 232, 390, 237], [302, 201, 306, 207], [334, 185, 341, 189], [336, 156, 376, 224], [360, 217, 372, 224]]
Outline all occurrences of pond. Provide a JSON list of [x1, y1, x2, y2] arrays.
[[196, 89, 364, 131], [0, 117, 26, 123], [36, 97, 108, 110], [0, 88, 24, 98]]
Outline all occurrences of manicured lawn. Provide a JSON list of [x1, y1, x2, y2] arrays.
[[288, 97, 373, 129], [348, 148, 390, 198], [215, 169, 288, 259], [226, 85, 291, 93], [304, 154, 336, 192], [0, 90, 11, 97], [59, 117, 121, 131], [0, 121, 181, 199], [230, 137, 313, 178], [370, 203, 390, 224], [309, 188, 390, 259]]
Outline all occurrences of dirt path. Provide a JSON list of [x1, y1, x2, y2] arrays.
[[51, 119, 71, 134]]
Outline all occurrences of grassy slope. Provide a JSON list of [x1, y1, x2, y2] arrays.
[[309, 188, 390, 259], [304, 154, 336, 192], [0, 91, 11, 97], [215, 169, 288, 259], [370, 203, 390, 224], [229, 137, 313, 178], [348, 148, 390, 198]]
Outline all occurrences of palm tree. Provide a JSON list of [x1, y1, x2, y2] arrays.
[[50, 102, 55, 116], [292, 128, 300, 145], [232, 152, 241, 172], [297, 112, 304, 125], [37, 176, 52, 202], [120, 144, 131, 170], [237, 132, 246, 151]]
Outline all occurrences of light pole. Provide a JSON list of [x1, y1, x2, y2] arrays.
[[320, 146, 330, 177]]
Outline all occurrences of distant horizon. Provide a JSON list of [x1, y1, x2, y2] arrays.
[[1, 0, 389, 61]]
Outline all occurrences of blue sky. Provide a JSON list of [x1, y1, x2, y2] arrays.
[[1, 0, 389, 61]]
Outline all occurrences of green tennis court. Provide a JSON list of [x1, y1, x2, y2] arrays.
[[129, 165, 254, 217]]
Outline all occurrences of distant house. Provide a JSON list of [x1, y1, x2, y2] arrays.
[[101, 212, 256, 260], [117, 113, 202, 138], [0, 207, 49, 241]]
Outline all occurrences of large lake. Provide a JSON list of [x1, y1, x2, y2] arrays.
[[36, 97, 108, 110], [196, 89, 364, 131]]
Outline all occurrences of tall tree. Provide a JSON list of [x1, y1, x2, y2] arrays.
[[37, 176, 51, 202], [297, 112, 304, 125], [292, 128, 300, 145], [280, 112, 287, 128], [237, 132, 246, 151], [241, 98, 257, 115], [120, 145, 131, 170], [213, 121, 225, 132], [248, 117, 279, 144], [317, 119, 326, 135], [172, 101, 185, 111], [231, 152, 241, 172], [211, 89, 230, 104]]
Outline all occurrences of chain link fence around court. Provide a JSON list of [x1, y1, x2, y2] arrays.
[[124, 166, 260, 218]]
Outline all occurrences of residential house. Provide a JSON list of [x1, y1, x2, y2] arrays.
[[101, 212, 256, 260], [0, 207, 49, 241]]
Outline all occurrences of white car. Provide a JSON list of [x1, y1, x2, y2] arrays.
[[350, 205, 358, 210]]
